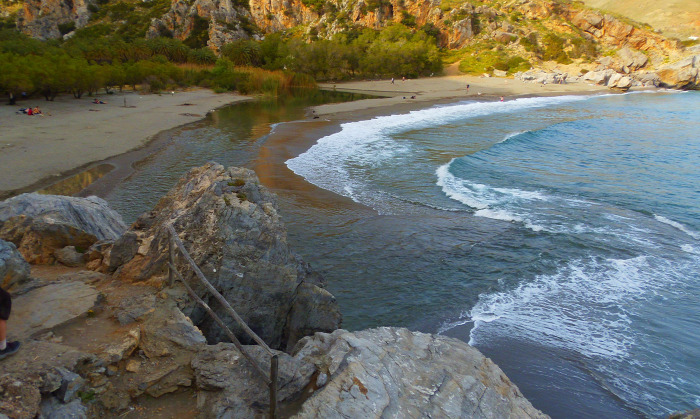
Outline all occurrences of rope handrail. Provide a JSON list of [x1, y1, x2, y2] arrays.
[[165, 224, 278, 418], [166, 224, 273, 354]]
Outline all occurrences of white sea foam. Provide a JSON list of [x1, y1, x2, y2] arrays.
[[457, 255, 684, 359], [497, 130, 528, 144], [474, 208, 522, 222], [654, 214, 700, 240], [286, 95, 589, 206], [681, 244, 700, 255]]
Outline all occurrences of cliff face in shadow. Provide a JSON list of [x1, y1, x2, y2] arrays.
[[108, 162, 342, 352]]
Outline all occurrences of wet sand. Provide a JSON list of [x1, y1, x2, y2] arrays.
[[0, 88, 249, 198]]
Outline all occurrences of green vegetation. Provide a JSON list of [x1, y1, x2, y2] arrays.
[[88, 0, 172, 40], [457, 41, 531, 74], [0, 29, 314, 102], [252, 24, 442, 80]]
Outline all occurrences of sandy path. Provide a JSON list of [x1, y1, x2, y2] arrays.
[[0, 89, 249, 196], [313, 73, 610, 117]]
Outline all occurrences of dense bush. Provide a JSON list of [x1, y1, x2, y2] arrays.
[[458, 42, 531, 74], [0, 30, 315, 102], [243, 24, 443, 80]]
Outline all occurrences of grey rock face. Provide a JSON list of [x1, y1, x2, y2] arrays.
[[11, 281, 100, 339], [110, 163, 341, 351], [54, 246, 85, 267], [40, 397, 88, 419], [192, 342, 316, 418], [0, 193, 126, 264], [55, 367, 85, 403], [16, 0, 91, 40], [291, 327, 549, 419], [0, 239, 30, 290], [147, 0, 252, 52]]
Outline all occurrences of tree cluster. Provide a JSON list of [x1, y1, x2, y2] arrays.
[[0, 29, 313, 102], [220, 24, 443, 81]]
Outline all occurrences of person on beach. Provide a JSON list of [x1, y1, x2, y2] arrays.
[[26, 107, 32, 116], [402, 76, 406, 82], [391, 78, 395, 84], [0, 287, 21, 360], [32, 107, 41, 115], [500, 96, 504, 102], [466, 84, 470, 92]]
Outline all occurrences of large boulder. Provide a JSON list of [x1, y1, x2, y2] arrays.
[[606, 73, 633, 90], [616, 46, 648, 71], [0, 194, 126, 264], [0, 239, 30, 290], [192, 342, 316, 418], [291, 327, 548, 418], [110, 163, 341, 351], [657, 55, 700, 89]]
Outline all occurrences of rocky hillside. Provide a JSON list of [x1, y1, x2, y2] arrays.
[[0, 164, 548, 418], [3, 0, 699, 88], [579, 0, 699, 40]]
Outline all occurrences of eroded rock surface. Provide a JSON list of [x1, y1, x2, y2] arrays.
[[110, 162, 341, 351], [10, 280, 100, 339], [16, 0, 90, 39], [0, 194, 126, 264], [291, 327, 548, 419], [0, 238, 30, 290]]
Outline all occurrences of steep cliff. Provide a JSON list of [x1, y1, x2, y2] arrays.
[[16, 0, 90, 39], [147, 0, 255, 52]]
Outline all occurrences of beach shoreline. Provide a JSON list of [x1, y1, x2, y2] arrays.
[[0, 88, 250, 199], [1, 75, 636, 201]]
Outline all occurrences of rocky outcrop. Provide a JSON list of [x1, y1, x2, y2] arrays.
[[0, 168, 548, 418], [290, 327, 548, 418], [0, 193, 126, 265], [566, 8, 679, 60], [11, 280, 100, 339], [193, 342, 316, 417], [0, 239, 30, 290], [109, 163, 341, 351], [147, 0, 254, 52], [16, 0, 90, 39], [657, 55, 700, 89]]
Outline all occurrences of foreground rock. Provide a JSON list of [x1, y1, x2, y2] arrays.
[[10, 280, 100, 339], [291, 327, 548, 418], [0, 238, 30, 290], [0, 193, 126, 265], [110, 162, 341, 351]]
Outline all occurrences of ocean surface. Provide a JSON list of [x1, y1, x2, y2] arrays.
[[106, 90, 699, 418]]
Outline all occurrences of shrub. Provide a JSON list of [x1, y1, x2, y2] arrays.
[[58, 21, 76, 35]]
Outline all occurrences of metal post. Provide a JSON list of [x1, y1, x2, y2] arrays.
[[168, 228, 175, 287], [269, 354, 278, 419]]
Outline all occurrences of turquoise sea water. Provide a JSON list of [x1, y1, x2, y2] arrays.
[[106, 91, 700, 418], [285, 91, 700, 417]]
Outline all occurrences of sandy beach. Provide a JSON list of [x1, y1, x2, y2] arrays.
[[312, 72, 610, 118], [0, 88, 249, 197]]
